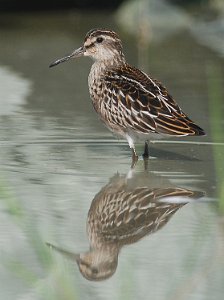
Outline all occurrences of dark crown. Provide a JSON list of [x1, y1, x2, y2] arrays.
[[85, 28, 121, 41]]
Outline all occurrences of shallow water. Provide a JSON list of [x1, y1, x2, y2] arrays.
[[0, 10, 223, 300]]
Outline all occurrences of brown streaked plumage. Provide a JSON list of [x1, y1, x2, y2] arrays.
[[50, 28, 205, 165], [47, 171, 204, 281]]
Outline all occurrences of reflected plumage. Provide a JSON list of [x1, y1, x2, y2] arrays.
[[50, 28, 205, 164], [47, 171, 204, 281]]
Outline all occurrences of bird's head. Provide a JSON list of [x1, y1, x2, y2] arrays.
[[77, 249, 118, 281], [46, 242, 118, 281], [49, 28, 125, 68]]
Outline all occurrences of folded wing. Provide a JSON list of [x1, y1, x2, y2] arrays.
[[103, 65, 205, 136]]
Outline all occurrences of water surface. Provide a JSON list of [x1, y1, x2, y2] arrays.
[[0, 10, 223, 300]]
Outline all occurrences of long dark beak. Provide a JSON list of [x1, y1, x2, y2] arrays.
[[49, 46, 84, 68], [46, 242, 81, 263]]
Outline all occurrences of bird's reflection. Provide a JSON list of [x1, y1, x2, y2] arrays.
[[47, 169, 204, 281]]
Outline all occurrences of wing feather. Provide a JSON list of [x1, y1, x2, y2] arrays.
[[103, 65, 205, 136]]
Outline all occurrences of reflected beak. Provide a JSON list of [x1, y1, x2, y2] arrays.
[[49, 46, 84, 68], [46, 242, 81, 262]]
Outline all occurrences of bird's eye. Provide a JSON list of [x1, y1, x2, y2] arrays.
[[91, 267, 99, 275], [96, 37, 103, 43]]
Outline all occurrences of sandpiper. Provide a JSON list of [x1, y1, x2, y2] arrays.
[[50, 28, 205, 165]]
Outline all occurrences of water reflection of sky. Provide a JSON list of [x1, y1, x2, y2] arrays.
[[0, 66, 32, 115]]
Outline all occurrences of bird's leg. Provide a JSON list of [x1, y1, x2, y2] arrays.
[[142, 140, 149, 159], [131, 148, 138, 169], [126, 134, 138, 169], [142, 141, 150, 170]]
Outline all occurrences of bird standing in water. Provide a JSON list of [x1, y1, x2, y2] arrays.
[[50, 29, 205, 166]]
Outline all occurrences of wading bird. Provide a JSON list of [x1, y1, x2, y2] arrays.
[[50, 29, 205, 166]]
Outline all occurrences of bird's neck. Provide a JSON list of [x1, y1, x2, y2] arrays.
[[93, 54, 125, 70], [89, 58, 125, 86]]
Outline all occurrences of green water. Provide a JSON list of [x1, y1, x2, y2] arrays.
[[0, 10, 223, 300]]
